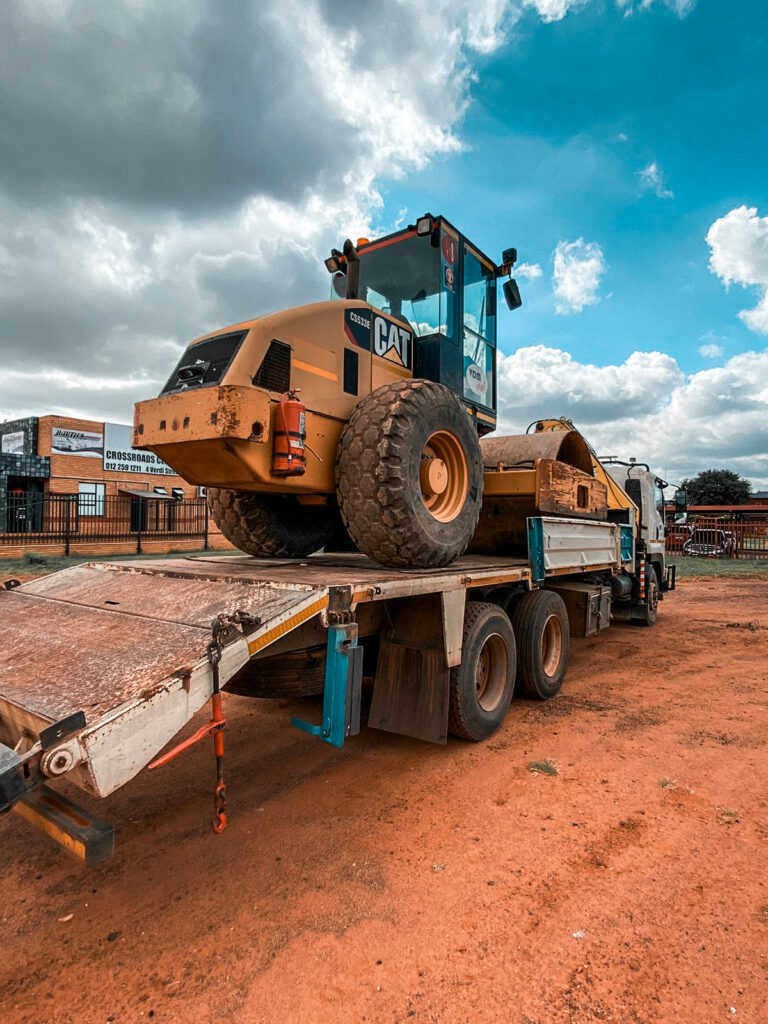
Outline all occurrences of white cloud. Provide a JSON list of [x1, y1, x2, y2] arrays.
[[497, 345, 684, 421], [466, 0, 516, 51], [706, 205, 768, 334], [671, 0, 697, 13], [523, 0, 589, 22], [496, 345, 768, 487], [515, 262, 543, 280], [0, 367, 161, 424], [698, 342, 724, 359], [616, 0, 696, 16], [638, 160, 674, 199], [552, 239, 606, 314]]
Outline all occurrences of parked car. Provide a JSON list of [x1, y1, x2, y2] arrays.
[[682, 526, 736, 558]]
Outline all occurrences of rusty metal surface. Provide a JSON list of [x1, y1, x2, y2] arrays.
[[0, 565, 322, 729], [19, 563, 310, 627], [0, 592, 208, 726], [0, 554, 528, 736], [480, 432, 593, 475], [141, 553, 530, 587]]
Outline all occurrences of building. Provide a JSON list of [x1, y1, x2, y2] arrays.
[[0, 414, 230, 556]]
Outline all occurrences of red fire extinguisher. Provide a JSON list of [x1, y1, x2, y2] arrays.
[[272, 390, 307, 476]]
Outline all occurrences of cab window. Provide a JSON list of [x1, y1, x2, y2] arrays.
[[356, 233, 442, 337], [462, 246, 496, 408]]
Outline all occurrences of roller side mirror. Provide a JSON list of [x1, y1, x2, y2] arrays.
[[503, 278, 522, 311]]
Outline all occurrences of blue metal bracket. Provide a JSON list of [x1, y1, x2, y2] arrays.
[[292, 622, 363, 748], [619, 523, 634, 563], [527, 517, 546, 582]]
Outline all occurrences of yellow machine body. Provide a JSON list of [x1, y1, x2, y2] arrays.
[[134, 300, 412, 496], [529, 418, 639, 526]]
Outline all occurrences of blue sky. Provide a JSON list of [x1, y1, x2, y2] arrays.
[[0, 0, 766, 485], [384, 0, 767, 374]]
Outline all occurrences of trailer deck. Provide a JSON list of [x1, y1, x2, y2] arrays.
[[0, 516, 629, 859], [1, 552, 530, 733], [0, 553, 534, 808]]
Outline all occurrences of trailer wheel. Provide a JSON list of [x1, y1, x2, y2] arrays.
[[226, 644, 326, 698], [448, 602, 516, 741], [511, 590, 570, 700], [207, 488, 338, 558], [637, 564, 659, 627], [336, 380, 483, 568]]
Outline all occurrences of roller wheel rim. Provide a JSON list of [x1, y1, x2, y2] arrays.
[[474, 632, 508, 712], [420, 429, 468, 523], [541, 614, 564, 677]]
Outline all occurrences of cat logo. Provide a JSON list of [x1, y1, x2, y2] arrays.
[[372, 314, 411, 369]]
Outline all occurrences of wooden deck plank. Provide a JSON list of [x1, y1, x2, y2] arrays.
[[0, 569, 322, 732]]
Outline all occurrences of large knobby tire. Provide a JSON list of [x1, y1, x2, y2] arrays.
[[336, 379, 483, 568], [207, 488, 337, 558], [448, 602, 516, 741], [511, 589, 570, 700]]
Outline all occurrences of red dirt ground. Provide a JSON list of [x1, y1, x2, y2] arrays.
[[2, 577, 767, 1024]]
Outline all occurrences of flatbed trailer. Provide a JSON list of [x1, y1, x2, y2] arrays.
[[0, 515, 670, 862]]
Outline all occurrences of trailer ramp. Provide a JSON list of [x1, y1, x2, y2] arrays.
[[0, 559, 329, 806]]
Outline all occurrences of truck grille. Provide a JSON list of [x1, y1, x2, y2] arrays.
[[160, 329, 248, 396], [252, 340, 291, 393]]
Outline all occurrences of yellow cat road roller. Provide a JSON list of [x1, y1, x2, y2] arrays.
[[133, 214, 526, 568]]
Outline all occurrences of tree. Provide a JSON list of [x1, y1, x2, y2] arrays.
[[680, 469, 752, 506]]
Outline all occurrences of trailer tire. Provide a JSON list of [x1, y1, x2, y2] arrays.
[[448, 602, 516, 741], [336, 379, 482, 568], [489, 586, 525, 619], [511, 589, 570, 700], [207, 488, 338, 558], [226, 644, 326, 698]]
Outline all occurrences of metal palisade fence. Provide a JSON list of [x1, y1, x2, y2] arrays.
[[0, 492, 209, 554], [666, 518, 768, 559]]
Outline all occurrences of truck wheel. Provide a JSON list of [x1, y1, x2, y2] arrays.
[[336, 380, 482, 568], [207, 488, 338, 558], [511, 590, 570, 700], [448, 602, 516, 741], [489, 586, 525, 619], [637, 564, 659, 627]]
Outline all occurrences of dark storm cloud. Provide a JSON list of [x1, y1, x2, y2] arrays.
[[0, 0, 490, 423], [0, 1, 350, 210]]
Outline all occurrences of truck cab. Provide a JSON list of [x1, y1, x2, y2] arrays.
[[603, 459, 670, 590]]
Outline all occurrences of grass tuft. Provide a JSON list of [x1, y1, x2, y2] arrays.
[[22, 550, 50, 567], [0, 548, 215, 579], [674, 557, 768, 579], [527, 758, 559, 776]]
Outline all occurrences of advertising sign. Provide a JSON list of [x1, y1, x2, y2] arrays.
[[103, 423, 176, 476], [1, 431, 25, 455], [51, 427, 103, 458]]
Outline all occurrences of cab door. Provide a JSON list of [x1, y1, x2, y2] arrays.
[[461, 243, 497, 419]]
